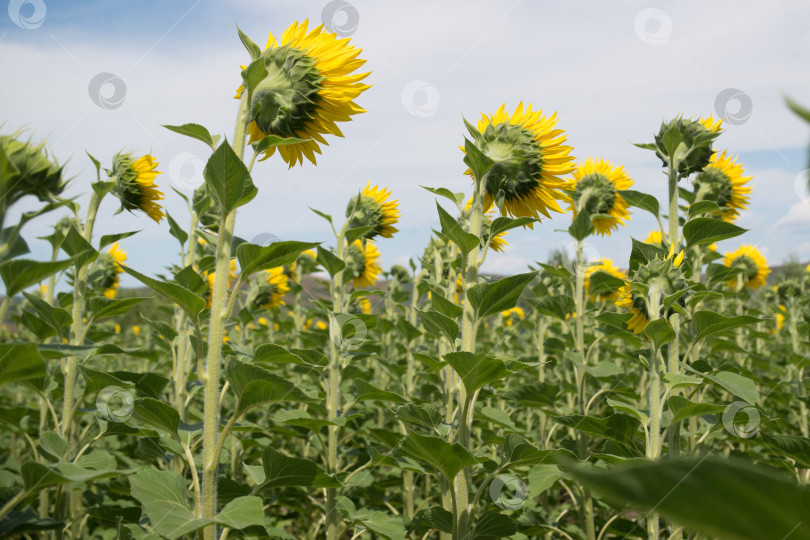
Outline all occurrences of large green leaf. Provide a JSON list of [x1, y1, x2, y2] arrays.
[[619, 190, 660, 217], [226, 359, 313, 416], [397, 432, 478, 481], [553, 414, 642, 451], [762, 433, 810, 469], [414, 307, 458, 343], [131, 398, 180, 437], [130, 469, 210, 539], [21, 292, 71, 336], [443, 352, 513, 395], [693, 310, 761, 342], [0, 343, 47, 389], [162, 123, 219, 148], [121, 265, 205, 320], [202, 139, 256, 213], [236, 241, 319, 277], [467, 272, 536, 319], [471, 511, 517, 539], [667, 396, 725, 424], [569, 458, 810, 540], [87, 296, 150, 320], [0, 258, 75, 297], [683, 217, 747, 247], [436, 202, 478, 255]]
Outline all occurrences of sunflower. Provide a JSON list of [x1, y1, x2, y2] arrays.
[[254, 267, 290, 309], [206, 259, 238, 308], [346, 183, 400, 239], [110, 152, 165, 223], [464, 103, 575, 224], [463, 198, 509, 252], [584, 258, 628, 302], [724, 245, 769, 289], [344, 239, 381, 288], [235, 20, 371, 167], [94, 243, 127, 299], [645, 230, 667, 249], [615, 245, 685, 335], [771, 305, 786, 335], [653, 115, 723, 177], [502, 306, 524, 326], [567, 158, 633, 236], [693, 151, 752, 222]]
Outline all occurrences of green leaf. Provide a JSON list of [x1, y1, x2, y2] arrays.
[[253, 344, 328, 367], [502, 434, 576, 468], [215, 496, 265, 531], [173, 265, 208, 295], [443, 352, 513, 395], [236, 240, 319, 277], [462, 137, 495, 181], [569, 457, 810, 540], [687, 200, 723, 219], [130, 469, 210, 539], [662, 125, 683, 157], [761, 433, 810, 469], [414, 308, 458, 343], [619, 190, 660, 217], [354, 379, 407, 403], [436, 202, 478, 255], [693, 311, 761, 341], [21, 292, 71, 335], [393, 403, 442, 430], [711, 371, 759, 406], [644, 318, 676, 350], [471, 512, 517, 539], [420, 185, 464, 207], [397, 432, 478, 481], [121, 265, 205, 321], [261, 447, 333, 489], [236, 25, 262, 60], [61, 225, 98, 268], [667, 396, 725, 424], [316, 246, 345, 278], [166, 213, 188, 247], [414, 506, 453, 534], [554, 414, 642, 451], [683, 217, 748, 247], [162, 123, 218, 148], [203, 139, 256, 213], [0, 258, 75, 297], [241, 57, 268, 96], [226, 359, 313, 416], [467, 272, 536, 319], [489, 216, 537, 238], [429, 290, 463, 318], [252, 134, 307, 155], [0, 344, 47, 389], [785, 95, 810, 124], [629, 237, 668, 273], [568, 209, 594, 241], [98, 230, 140, 250], [87, 296, 150, 321], [132, 398, 180, 437]]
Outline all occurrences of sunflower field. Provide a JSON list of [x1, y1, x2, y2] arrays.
[[3, 16, 810, 540]]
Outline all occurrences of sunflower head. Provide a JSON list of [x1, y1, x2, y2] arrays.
[[776, 279, 802, 302], [0, 131, 66, 208], [346, 183, 400, 239], [236, 20, 371, 167], [501, 306, 524, 326], [464, 103, 575, 223], [251, 267, 290, 310], [772, 308, 786, 334], [567, 158, 633, 236], [724, 245, 769, 289], [344, 239, 381, 288], [295, 249, 319, 275], [585, 258, 628, 302], [110, 152, 165, 223], [645, 230, 668, 250], [653, 115, 722, 177], [693, 151, 751, 222], [91, 242, 127, 299], [615, 246, 687, 334]]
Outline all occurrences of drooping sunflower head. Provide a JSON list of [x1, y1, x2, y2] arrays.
[[344, 239, 381, 288], [567, 158, 633, 236], [693, 151, 752, 222], [464, 103, 575, 224], [252, 267, 290, 310], [653, 115, 723, 177], [235, 20, 371, 167], [585, 258, 628, 302], [501, 306, 524, 326], [615, 246, 687, 334], [91, 242, 127, 299], [346, 183, 400, 239], [110, 152, 165, 223], [724, 245, 769, 289]]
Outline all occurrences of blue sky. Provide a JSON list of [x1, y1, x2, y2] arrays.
[[2, 0, 810, 289]]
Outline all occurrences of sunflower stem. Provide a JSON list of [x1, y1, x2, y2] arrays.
[[201, 93, 249, 540], [646, 286, 663, 540]]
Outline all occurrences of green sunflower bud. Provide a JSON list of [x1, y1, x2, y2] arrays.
[[0, 132, 66, 211], [653, 116, 722, 177]]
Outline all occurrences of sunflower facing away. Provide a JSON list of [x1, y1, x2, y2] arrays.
[[615, 245, 686, 335], [110, 152, 165, 223], [465, 103, 575, 224], [254, 267, 290, 309], [96, 243, 127, 299], [567, 158, 633, 236], [585, 258, 628, 302], [346, 183, 400, 239], [344, 239, 381, 288], [235, 20, 371, 167], [724, 245, 770, 289], [693, 151, 752, 222]]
